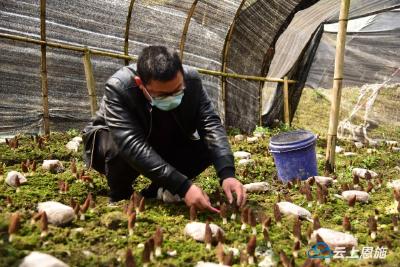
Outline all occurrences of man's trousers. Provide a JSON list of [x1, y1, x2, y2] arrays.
[[88, 129, 212, 201]]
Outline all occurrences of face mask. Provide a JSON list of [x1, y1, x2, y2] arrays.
[[143, 86, 184, 111]]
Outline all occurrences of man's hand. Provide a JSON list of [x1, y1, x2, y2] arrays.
[[184, 184, 219, 213], [222, 177, 247, 207]]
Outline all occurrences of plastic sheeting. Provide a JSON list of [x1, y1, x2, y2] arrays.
[[225, 0, 317, 132], [307, 10, 400, 88], [0, 0, 238, 135], [0, 0, 321, 135], [261, 0, 400, 126], [1, 0, 399, 135]]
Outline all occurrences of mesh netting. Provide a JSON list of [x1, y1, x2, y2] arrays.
[[261, 0, 400, 139], [0, 0, 399, 136]]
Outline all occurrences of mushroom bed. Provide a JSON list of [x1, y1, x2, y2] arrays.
[[1, 128, 400, 267]]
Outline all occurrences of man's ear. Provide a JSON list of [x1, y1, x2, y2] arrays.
[[134, 76, 145, 91], [134, 76, 142, 86]]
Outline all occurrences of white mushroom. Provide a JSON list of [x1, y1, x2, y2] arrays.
[[311, 228, 358, 249], [71, 136, 83, 143], [354, 142, 364, 149], [38, 201, 75, 226], [307, 176, 335, 187], [246, 136, 259, 143], [19, 251, 69, 267], [243, 182, 270, 193], [343, 152, 357, 157], [254, 132, 265, 138], [257, 249, 276, 267], [335, 146, 344, 153], [42, 160, 64, 173], [184, 222, 224, 242], [352, 168, 378, 179], [387, 180, 400, 191], [233, 151, 251, 159], [234, 134, 245, 142], [66, 141, 80, 152], [6, 171, 27, 187], [238, 159, 255, 166], [276, 202, 312, 221], [386, 140, 398, 146], [341, 190, 370, 203]]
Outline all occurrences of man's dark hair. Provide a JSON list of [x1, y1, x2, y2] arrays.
[[137, 46, 183, 85]]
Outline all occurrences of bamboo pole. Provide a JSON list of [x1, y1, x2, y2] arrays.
[[40, 0, 50, 135], [325, 0, 351, 173], [0, 33, 137, 61], [124, 0, 136, 66], [0, 32, 296, 84], [179, 0, 199, 60], [196, 68, 296, 83], [283, 76, 290, 125], [259, 81, 263, 126], [83, 48, 98, 116], [220, 0, 247, 122]]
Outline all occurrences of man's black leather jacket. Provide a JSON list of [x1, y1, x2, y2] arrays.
[[82, 65, 235, 196]]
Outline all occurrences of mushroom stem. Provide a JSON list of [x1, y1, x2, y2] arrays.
[[8, 212, 20, 242], [216, 242, 225, 265], [189, 206, 197, 221], [248, 256, 254, 265], [40, 212, 48, 238], [128, 212, 136, 236], [204, 222, 212, 250], [153, 226, 163, 257]]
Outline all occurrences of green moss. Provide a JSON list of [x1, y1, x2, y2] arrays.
[[0, 126, 399, 266]]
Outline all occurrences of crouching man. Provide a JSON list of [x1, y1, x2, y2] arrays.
[[82, 46, 246, 212]]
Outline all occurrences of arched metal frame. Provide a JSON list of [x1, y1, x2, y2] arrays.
[[179, 0, 199, 60], [220, 0, 247, 123]]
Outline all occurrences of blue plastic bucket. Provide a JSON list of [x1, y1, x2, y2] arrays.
[[269, 130, 318, 182]]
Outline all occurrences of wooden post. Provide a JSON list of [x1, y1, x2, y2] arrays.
[[124, 0, 136, 66], [40, 0, 50, 135], [179, 0, 199, 60], [259, 81, 263, 126], [325, 0, 351, 173], [83, 48, 98, 116], [283, 76, 290, 125]]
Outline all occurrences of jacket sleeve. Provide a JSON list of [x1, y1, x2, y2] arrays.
[[104, 77, 192, 197], [195, 79, 235, 182]]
